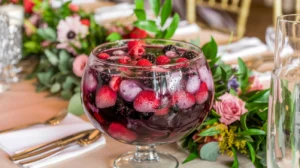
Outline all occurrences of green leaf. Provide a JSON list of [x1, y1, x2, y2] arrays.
[[247, 142, 256, 163], [247, 90, 269, 102], [236, 135, 253, 142], [106, 32, 122, 42], [134, 9, 146, 20], [164, 13, 180, 39], [24, 41, 41, 53], [134, 20, 159, 33], [231, 147, 239, 168], [61, 89, 73, 100], [36, 27, 56, 41], [68, 93, 84, 116], [160, 0, 172, 26], [200, 142, 220, 161], [199, 126, 221, 137], [238, 129, 266, 136], [237, 58, 249, 91], [44, 49, 59, 66], [211, 110, 221, 118], [58, 50, 71, 73], [240, 112, 248, 130], [182, 152, 198, 164], [149, 0, 160, 17], [37, 71, 53, 87], [202, 37, 218, 60], [134, 0, 144, 9], [50, 83, 61, 93]]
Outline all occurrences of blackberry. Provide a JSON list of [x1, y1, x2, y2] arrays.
[[139, 112, 154, 120], [163, 45, 178, 53], [142, 72, 166, 88], [182, 51, 197, 60], [142, 72, 155, 88], [107, 59, 117, 64], [116, 104, 132, 117], [142, 54, 156, 63], [99, 72, 111, 83]]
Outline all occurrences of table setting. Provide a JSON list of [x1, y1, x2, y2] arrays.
[[0, 0, 299, 168]]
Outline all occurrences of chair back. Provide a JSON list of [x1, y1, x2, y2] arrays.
[[273, 0, 300, 27], [186, 0, 252, 39]]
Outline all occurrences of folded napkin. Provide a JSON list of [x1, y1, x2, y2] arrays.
[[51, 0, 96, 8], [218, 37, 269, 64], [94, 3, 134, 24], [0, 114, 105, 168]]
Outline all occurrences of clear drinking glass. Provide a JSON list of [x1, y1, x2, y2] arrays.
[[0, 13, 10, 93], [81, 39, 214, 168], [268, 14, 300, 168]]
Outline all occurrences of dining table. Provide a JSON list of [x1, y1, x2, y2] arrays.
[[0, 2, 271, 167]]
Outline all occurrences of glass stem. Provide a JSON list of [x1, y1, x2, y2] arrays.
[[133, 145, 159, 162]]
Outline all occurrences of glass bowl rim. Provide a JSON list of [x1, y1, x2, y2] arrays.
[[90, 38, 204, 69], [277, 14, 300, 24]]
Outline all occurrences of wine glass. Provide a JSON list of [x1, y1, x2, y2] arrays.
[[268, 14, 300, 168], [81, 39, 214, 168]]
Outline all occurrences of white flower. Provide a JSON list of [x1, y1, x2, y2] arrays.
[[57, 16, 88, 43]]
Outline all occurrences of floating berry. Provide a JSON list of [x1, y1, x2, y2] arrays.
[[108, 122, 137, 142], [195, 82, 209, 104], [97, 53, 109, 60], [134, 90, 160, 112], [136, 59, 152, 66], [163, 45, 178, 53], [172, 90, 196, 109], [109, 76, 121, 91], [142, 54, 156, 64], [95, 85, 117, 108], [129, 27, 148, 39], [156, 55, 170, 65], [182, 51, 197, 60]]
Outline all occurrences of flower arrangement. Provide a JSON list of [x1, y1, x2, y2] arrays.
[[180, 38, 269, 168]]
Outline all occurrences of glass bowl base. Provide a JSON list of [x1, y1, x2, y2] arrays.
[[113, 151, 179, 168]]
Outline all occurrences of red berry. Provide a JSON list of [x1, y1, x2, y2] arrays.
[[172, 90, 196, 109], [24, 0, 35, 13], [155, 107, 169, 116], [195, 82, 209, 104], [109, 76, 121, 91], [80, 19, 90, 26], [127, 40, 144, 51], [97, 53, 110, 60], [134, 90, 160, 112], [95, 85, 117, 108], [129, 27, 148, 39], [156, 55, 171, 65], [68, 4, 79, 12], [118, 56, 131, 64], [94, 113, 104, 124], [136, 59, 152, 66], [128, 45, 145, 57], [176, 57, 189, 67], [108, 122, 137, 142]]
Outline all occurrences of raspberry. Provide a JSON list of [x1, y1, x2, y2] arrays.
[[136, 59, 152, 66], [156, 55, 170, 65], [182, 51, 197, 60], [142, 54, 156, 64]]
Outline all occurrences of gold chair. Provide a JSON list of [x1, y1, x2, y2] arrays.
[[186, 0, 252, 39], [273, 0, 300, 27]]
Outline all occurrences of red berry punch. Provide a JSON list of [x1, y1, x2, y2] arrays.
[[81, 39, 214, 168]]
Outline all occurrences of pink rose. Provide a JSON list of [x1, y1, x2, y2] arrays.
[[214, 93, 248, 125], [248, 76, 264, 92], [73, 54, 88, 77]]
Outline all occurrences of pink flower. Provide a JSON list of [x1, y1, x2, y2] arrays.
[[41, 41, 51, 47], [56, 41, 81, 55], [214, 93, 248, 125], [248, 76, 264, 92], [73, 54, 88, 77], [57, 16, 88, 43]]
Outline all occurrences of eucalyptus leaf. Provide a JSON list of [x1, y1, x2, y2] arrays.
[[36, 27, 56, 41], [61, 89, 73, 100], [58, 50, 71, 73], [74, 86, 81, 93], [134, 20, 159, 33], [200, 142, 220, 161], [50, 83, 61, 93], [134, 9, 146, 21], [238, 129, 266, 136], [160, 0, 172, 26], [134, 0, 144, 9], [164, 13, 180, 39], [37, 71, 53, 87], [44, 49, 59, 66], [68, 93, 84, 115], [106, 32, 122, 42], [149, 0, 160, 17], [199, 126, 221, 137]]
